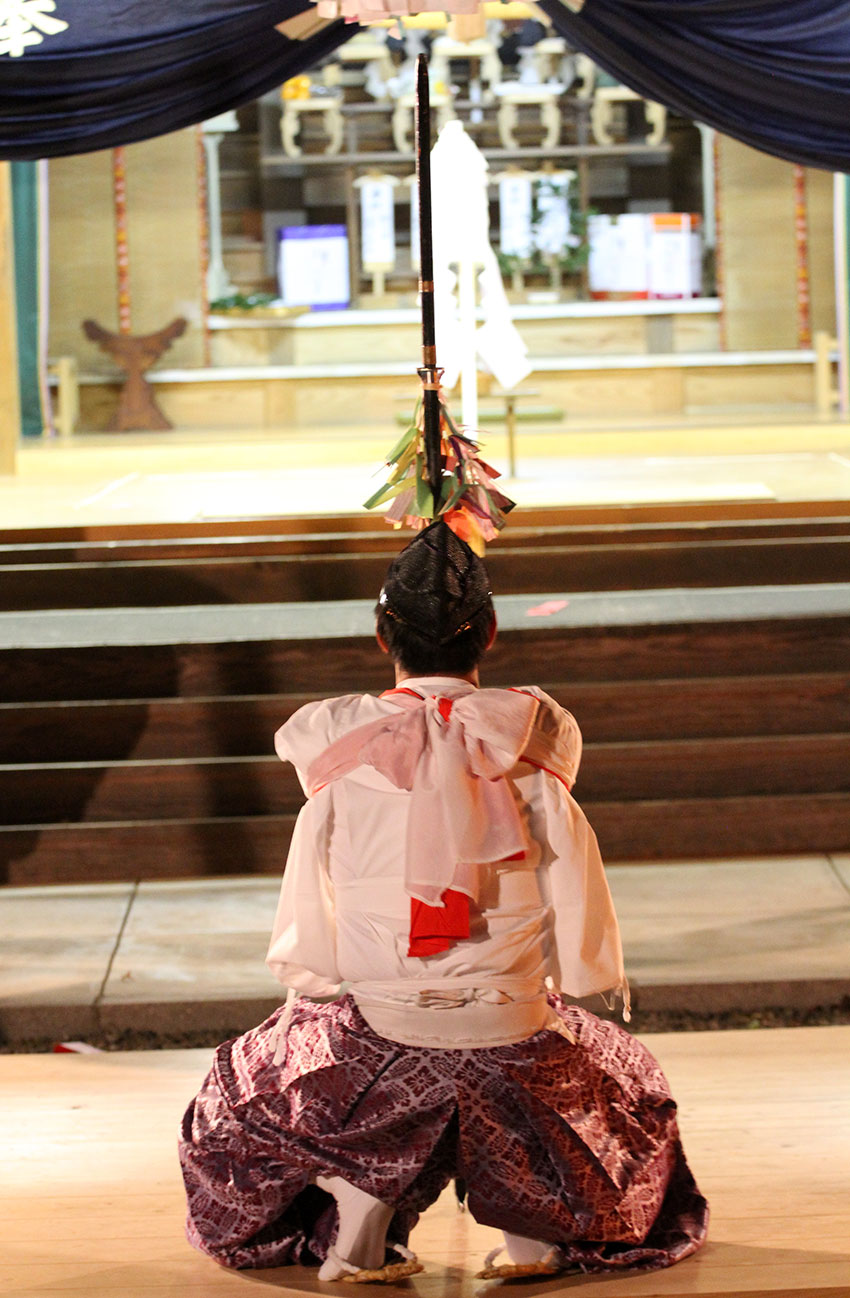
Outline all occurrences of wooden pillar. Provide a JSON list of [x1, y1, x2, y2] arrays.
[[0, 162, 20, 475], [717, 137, 798, 351]]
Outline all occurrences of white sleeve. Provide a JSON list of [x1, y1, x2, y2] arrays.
[[265, 791, 343, 997], [534, 774, 626, 1001], [274, 694, 367, 794], [515, 686, 583, 786]]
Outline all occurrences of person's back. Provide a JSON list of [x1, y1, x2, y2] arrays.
[[270, 675, 623, 1048]]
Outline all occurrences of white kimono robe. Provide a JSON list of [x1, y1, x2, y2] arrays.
[[268, 676, 627, 1048]]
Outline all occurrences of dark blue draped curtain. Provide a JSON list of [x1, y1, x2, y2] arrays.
[[0, 1, 849, 167], [541, 0, 850, 171], [0, 1, 353, 159]]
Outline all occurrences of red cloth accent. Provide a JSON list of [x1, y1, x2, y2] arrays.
[[518, 755, 573, 793], [380, 688, 454, 722], [408, 697, 467, 956], [436, 696, 454, 723], [408, 887, 470, 957]]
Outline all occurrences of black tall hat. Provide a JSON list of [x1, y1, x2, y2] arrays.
[[379, 520, 493, 645]]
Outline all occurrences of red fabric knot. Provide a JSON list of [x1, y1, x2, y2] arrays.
[[408, 887, 470, 957]]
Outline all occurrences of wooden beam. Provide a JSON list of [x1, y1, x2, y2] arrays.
[[0, 162, 19, 475]]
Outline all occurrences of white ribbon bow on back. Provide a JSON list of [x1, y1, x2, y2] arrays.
[[306, 689, 540, 906]]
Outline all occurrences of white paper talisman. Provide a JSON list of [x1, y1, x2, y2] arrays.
[[499, 175, 533, 258], [534, 175, 571, 255], [359, 177, 396, 269]]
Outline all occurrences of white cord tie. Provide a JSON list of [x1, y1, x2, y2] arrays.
[[271, 986, 298, 1067]]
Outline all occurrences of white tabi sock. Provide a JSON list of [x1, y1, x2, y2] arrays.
[[315, 1174, 394, 1279], [502, 1230, 553, 1265]]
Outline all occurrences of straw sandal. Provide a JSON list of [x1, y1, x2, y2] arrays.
[[475, 1244, 563, 1280], [321, 1243, 424, 1283]]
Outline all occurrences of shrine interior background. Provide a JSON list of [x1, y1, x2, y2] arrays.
[[32, 5, 838, 445], [0, 0, 847, 532]]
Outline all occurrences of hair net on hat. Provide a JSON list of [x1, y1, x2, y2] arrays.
[[379, 520, 492, 644]]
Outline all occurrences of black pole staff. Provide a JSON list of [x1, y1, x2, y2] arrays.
[[414, 54, 443, 513]]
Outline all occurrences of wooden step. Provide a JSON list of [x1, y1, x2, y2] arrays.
[[4, 672, 848, 762], [2, 497, 849, 546], [5, 515, 850, 566], [566, 671, 850, 743], [2, 540, 847, 882], [37, 728, 850, 819], [3, 617, 849, 704], [3, 732, 848, 825], [4, 537, 850, 609], [0, 815, 295, 886], [589, 792, 850, 861], [581, 732, 850, 800], [3, 792, 849, 886], [0, 757, 290, 824], [0, 694, 315, 763]]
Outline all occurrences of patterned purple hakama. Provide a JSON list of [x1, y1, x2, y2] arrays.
[[179, 994, 708, 1274]]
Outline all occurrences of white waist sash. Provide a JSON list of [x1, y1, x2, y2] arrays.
[[350, 975, 574, 1049]]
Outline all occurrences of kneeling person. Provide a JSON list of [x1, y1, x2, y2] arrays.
[[179, 520, 708, 1280]]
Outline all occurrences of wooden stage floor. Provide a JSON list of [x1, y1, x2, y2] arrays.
[[4, 416, 850, 530], [3, 1026, 848, 1297]]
